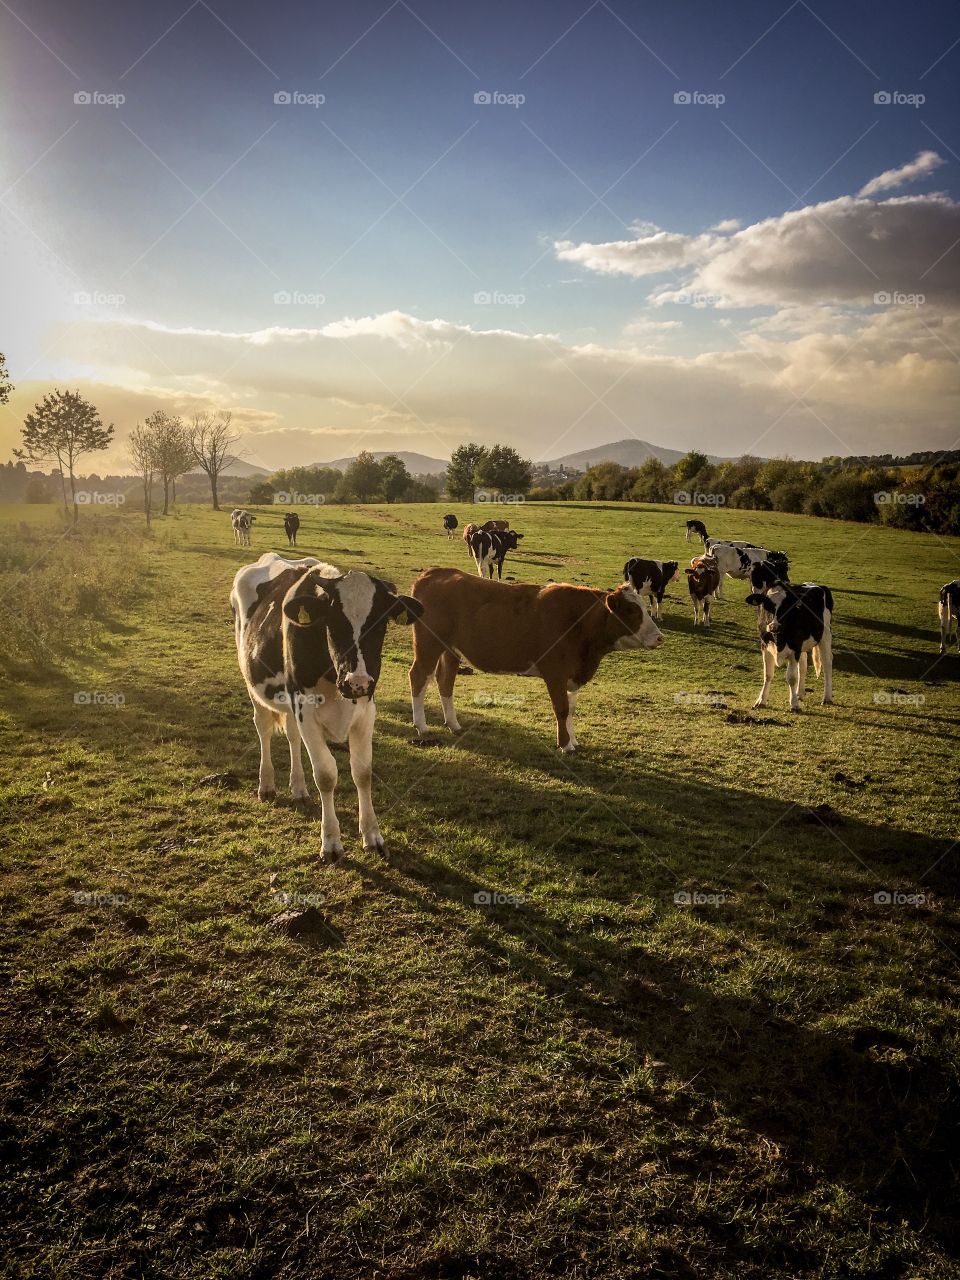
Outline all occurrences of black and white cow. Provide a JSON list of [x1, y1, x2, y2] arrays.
[[744, 582, 834, 711], [469, 528, 524, 579], [231, 510, 255, 547], [283, 512, 300, 547], [231, 552, 423, 860], [442, 513, 458, 538], [699, 541, 788, 599], [939, 580, 960, 654], [685, 519, 708, 544], [623, 558, 679, 621], [230, 509, 244, 545]]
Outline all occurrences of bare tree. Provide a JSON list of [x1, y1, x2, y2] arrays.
[[145, 411, 191, 514], [128, 423, 157, 527], [189, 411, 239, 511]]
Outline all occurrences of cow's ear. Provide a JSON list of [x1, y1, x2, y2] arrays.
[[515, 532, 524, 539], [284, 595, 327, 626], [605, 588, 642, 623], [745, 593, 773, 612], [683, 568, 695, 576], [388, 594, 424, 625]]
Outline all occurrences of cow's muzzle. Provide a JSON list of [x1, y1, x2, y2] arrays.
[[337, 672, 375, 700]]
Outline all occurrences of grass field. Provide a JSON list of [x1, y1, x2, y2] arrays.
[[1, 499, 959, 1279]]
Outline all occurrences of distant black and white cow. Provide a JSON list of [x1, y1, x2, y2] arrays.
[[442, 513, 458, 538], [623, 558, 679, 621], [744, 582, 834, 711], [231, 553, 423, 860], [685, 519, 708, 544], [939, 580, 960, 654], [231, 510, 255, 547], [699, 541, 788, 599], [283, 512, 300, 547], [684, 554, 720, 626], [469, 528, 524, 579]]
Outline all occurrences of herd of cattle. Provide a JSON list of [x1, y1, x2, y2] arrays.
[[229, 507, 958, 858]]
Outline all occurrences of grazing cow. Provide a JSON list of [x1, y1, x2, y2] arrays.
[[685, 519, 708, 544], [623, 558, 679, 621], [684, 554, 720, 626], [409, 568, 663, 751], [231, 552, 423, 860], [443, 513, 458, 538], [283, 512, 300, 547], [481, 518, 510, 533], [745, 583, 834, 711], [699, 541, 788, 599], [939, 580, 960, 654], [469, 528, 524, 579]]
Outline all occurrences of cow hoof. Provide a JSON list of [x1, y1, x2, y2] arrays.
[[821, 698, 834, 706], [292, 790, 311, 803], [321, 839, 345, 862], [789, 705, 802, 713], [560, 743, 577, 754], [257, 787, 276, 801], [446, 725, 463, 736], [363, 835, 387, 857], [752, 701, 765, 710]]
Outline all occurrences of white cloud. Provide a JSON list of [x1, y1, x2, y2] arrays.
[[711, 218, 741, 233], [555, 229, 720, 278], [858, 149, 945, 197]]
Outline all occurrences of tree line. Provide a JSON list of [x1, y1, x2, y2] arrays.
[[252, 452, 440, 506], [532, 451, 960, 535]]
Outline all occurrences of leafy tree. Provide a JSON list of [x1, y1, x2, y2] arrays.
[[0, 352, 12, 406], [573, 462, 630, 501], [379, 454, 411, 503], [446, 443, 487, 501], [248, 480, 275, 505], [343, 451, 383, 502], [629, 457, 670, 503], [674, 450, 710, 485], [189, 411, 239, 511], [474, 444, 532, 496], [16, 389, 113, 522], [24, 474, 50, 504]]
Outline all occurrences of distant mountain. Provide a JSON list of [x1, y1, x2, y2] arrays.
[[313, 450, 448, 476], [187, 459, 270, 478], [544, 439, 727, 472]]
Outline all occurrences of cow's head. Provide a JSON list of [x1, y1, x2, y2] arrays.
[[663, 560, 679, 582], [605, 584, 663, 650], [283, 570, 424, 699], [500, 531, 523, 550]]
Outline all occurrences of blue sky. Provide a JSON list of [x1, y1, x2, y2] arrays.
[[2, 0, 959, 465]]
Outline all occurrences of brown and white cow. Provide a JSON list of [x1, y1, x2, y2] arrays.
[[684, 554, 720, 626], [231, 552, 422, 860], [408, 568, 663, 752], [481, 518, 510, 533]]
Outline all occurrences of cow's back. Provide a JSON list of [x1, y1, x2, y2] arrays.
[[231, 554, 330, 685]]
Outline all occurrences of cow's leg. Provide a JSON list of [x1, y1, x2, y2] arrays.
[[298, 719, 343, 859], [797, 650, 809, 700], [565, 681, 580, 750], [703, 596, 711, 627], [435, 650, 462, 733], [410, 635, 443, 735], [715, 576, 724, 600], [544, 673, 574, 752], [347, 700, 384, 854], [286, 700, 310, 801], [753, 644, 776, 708], [786, 652, 802, 711], [819, 629, 834, 705], [252, 701, 277, 800], [941, 602, 951, 654]]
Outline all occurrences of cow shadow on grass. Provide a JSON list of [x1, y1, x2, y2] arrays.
[[352, 724, 960, 1256]]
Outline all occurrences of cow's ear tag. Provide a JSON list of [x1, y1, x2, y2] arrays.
[[297, 605, 311, 625]]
